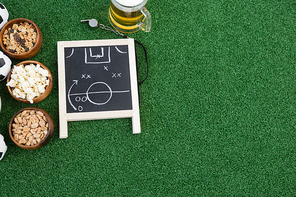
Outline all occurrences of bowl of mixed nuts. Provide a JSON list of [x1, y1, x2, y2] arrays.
[[9, 107, 54, 150], [6, 60, 53, 104], [0, 18, 43, 59]]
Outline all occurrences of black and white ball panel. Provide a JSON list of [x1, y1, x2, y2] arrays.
[[0, 58, 5, 68]]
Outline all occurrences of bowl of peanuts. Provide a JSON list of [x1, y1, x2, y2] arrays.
[[9, 107, 54, 150], [6, 60, 53, 104], [0, 18, 43, 59]]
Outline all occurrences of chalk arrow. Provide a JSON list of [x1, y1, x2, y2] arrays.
[[68, 80, 78, 111]]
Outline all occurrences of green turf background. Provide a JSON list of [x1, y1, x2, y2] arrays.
[[0, 0, 296, 196]]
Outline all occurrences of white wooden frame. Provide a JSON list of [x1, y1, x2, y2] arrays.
[[57, 39, 141, 138]]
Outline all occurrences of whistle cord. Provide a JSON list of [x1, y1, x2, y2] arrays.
[[134, 39, 149, 85]]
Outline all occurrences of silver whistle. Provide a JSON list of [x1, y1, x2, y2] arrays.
[[80, 19, 98, 27]]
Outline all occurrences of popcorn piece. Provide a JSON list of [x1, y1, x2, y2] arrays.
[[13, 88, 22, 98], [6, 79, 16, 87], [28, 69, 35, 76], [24, 87, 33, 94], [25, 64, 33, 71], [27, 92, 37, 104], [40, 69, 49, 77], [13, 65, 23, 73], [19, 81, 29, 90], [38, 85, 45, 94], [20, 92, 26, 99]]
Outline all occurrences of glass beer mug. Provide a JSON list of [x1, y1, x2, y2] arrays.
[[108, 0, 151, 33]]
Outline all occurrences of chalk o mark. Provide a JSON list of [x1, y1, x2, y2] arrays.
[[81, 96, 87, 102], [78, 106, 83, 111], [75, 96, 81, 102]]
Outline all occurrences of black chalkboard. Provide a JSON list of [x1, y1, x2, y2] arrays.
[[58, 39, 141, 138], [64, 45, 132, 113]]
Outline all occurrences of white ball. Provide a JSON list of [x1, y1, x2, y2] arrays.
[[0, 3, 9, 30], [0, 51, 12, 81], [0, 134, 7, 161]]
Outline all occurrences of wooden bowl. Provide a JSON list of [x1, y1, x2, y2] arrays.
[[6, 60, 53, 104], [0, 18, 43, 59], [9, 107, 54, 150]]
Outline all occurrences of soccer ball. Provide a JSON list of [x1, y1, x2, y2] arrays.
[[0, 51, 12, 81], [0, 3, 8, 30], [0, 134, 7, 161]]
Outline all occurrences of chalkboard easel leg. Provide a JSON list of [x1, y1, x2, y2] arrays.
[[132, 111, 141, 134], [59, 118, 68, 138]]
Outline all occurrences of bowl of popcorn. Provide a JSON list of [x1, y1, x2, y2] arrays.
[[0, 18, 43, 59], [6, 60, 53, 104], [9, 107, 54, 150]]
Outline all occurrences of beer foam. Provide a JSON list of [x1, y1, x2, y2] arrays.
[[116, 0, 144, 7]]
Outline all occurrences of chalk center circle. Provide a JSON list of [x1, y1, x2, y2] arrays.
[[86, 82, 112, 105]]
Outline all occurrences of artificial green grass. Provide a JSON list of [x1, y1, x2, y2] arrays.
[[0, 0, 296, 196]]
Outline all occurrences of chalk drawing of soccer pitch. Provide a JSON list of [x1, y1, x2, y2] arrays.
[[65, 45, 130, 112]]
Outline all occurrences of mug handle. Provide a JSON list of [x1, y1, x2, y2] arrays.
[[140, 7, 151, 32]]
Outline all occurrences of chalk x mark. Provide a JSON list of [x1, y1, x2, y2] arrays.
[[81, 74, 91, 79], [112, 73, 122, 78]]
